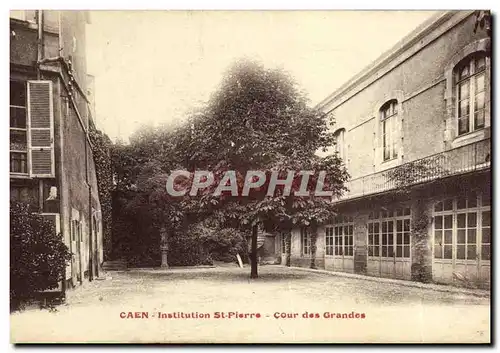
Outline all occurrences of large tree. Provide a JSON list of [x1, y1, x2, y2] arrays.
[[181, 59, 349, 277]]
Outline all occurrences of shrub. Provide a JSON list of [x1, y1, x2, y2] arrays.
[[10, 201, 72, 309]]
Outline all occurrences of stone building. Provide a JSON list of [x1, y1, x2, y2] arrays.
[[281, 11, 491, 288], [10, 10, 104, 291]]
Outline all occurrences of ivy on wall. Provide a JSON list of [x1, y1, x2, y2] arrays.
[[89, 122, 113, 262]]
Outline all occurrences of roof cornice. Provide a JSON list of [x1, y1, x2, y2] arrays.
[[316, 10, 475, 112]]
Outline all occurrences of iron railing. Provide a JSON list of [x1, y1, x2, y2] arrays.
[[339, 138, 491, 201]]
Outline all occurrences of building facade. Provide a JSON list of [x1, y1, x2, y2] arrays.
[[282, 11, 491, 288], [10, 10, 104, 291]]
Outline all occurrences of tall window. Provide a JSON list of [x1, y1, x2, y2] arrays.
[[280, 231, 288, 253], [301, 227, 311, 256], [333, 128, 346, 162], [434, 192, 490, 261], [368, 207, 411, 259], [10, 80, 28, 174], [456, 54, 487, 135], [326, 215, 354, 256], [380, 100, 399, 161]]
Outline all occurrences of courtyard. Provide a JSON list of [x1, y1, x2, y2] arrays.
[[10, 265, 490, 343]]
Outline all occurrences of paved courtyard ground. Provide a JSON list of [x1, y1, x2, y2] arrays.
[[10, 265, 490, 343]]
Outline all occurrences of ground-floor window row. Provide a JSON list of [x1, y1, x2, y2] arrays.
[[433, 192, 490, 262], [283, 192, 490, 262]]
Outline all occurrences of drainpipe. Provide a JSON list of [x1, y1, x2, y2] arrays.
[[36, 10, 44, 80]]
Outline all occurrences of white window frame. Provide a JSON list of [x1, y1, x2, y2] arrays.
[[327, 215, 354, 257], [333, 128, 346, 162], [325, 227, 334, 256], [455, 54, 487, 136], [367, 207, 411, 259], [380, 100, 399, 162]]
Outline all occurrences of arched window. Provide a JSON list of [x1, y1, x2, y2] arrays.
[[455, 54, 487, 135], [333, 128, 346, 161], [380, 100, 399, 161]]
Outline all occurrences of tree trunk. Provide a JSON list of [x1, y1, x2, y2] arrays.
[[250, 224, 258, 278], [310, 224, 318, 269], [160, 226, 169, 268], [285, 231, 291, 267]]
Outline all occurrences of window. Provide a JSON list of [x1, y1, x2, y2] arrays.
[[301, 227, 311, 256], [333, 129, 346, 161], [434, 192, 490, 262], [325, 227, 334, 256], [10, 81, 28, 174], [380, 100, 399, 161], [368, 207, 411, 258], [456, 54, 487, 135], [326, 215, 354, 257]]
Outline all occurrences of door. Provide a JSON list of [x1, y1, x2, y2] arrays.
[[367, 207, 411, 280]]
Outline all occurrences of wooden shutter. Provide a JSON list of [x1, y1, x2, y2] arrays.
[[27, 81, 55, 177]]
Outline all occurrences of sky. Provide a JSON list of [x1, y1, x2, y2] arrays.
[[85, 10, 437, 142]]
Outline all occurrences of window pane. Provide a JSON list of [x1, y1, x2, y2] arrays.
[[10, 81, 26, 106], [404, 234, 410, 245], [444, 215, 453, 229], [457, 213, 466, 228], [475, 91, 485, 110], [388, 247, 394, 257], [444, 245, 452, 259], [444, 199, 453, 211], [403, 246, 410, 258], [374, 223, 379, 233], [459, 99, 470, 117], [374, 247, 379, 257], [435, 230, 442, 244], [482, 211, 490, 227], [396, 220, 402, 232], [10, 152, 28, 173], [459, 81, 470, 100], [404, 219, 410, 232], [10, 130, 27, 151], [444, 230, 453, 244], [481, 245, 490, 260], [475, 110, 485, 129], [396, 245, 402, 257], [368, 223, 373, 233], [457, 245, 465, 259], [467, 213, 477, 227], [458, 116, 469, 134], [467, 245, 476, 260], [10, 107, 27, 128], [435, 216, 443, 229], [482, 228, 490, 244], [396, 233, 402, 244], [476, 73, 485, 91], [374, 234, 379, 245], [467, 229, 476, 244], [457, 229, 466, 244], [368, 247, 373, 256]]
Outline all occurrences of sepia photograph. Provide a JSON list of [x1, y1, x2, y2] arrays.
[[7, 7, 492, 344]]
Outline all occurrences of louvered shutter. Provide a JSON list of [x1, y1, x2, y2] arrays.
[[27, 81, 55, 177]]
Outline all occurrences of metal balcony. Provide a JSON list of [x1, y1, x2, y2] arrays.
[[339, 138, 491, 201]]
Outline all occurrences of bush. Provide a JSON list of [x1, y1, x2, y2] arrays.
[[10, 201, 72, 308]]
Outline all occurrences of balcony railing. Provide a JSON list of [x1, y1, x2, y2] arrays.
[[339, 138, 491, 201]]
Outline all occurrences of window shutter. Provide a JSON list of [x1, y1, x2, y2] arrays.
[[27, 81, 55, 177]]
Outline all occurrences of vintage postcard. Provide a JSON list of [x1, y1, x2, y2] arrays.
[[9, 9, 491, 344]]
